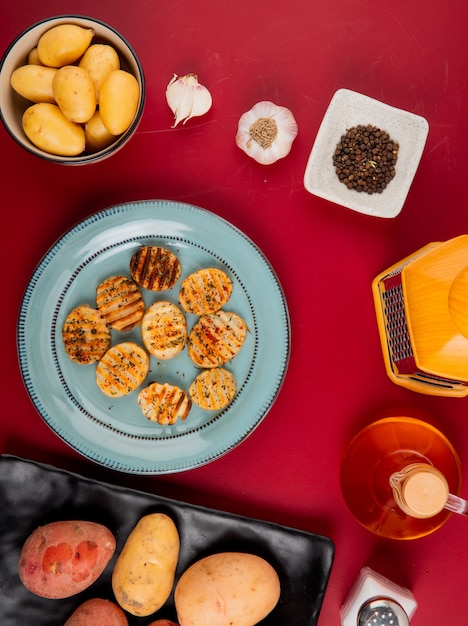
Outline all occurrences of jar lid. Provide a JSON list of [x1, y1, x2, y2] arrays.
[[358, 597, 409, 626], [390, 463, 449, 518]]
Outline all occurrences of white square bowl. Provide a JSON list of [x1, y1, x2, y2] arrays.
[[303, 89, 429, 218]]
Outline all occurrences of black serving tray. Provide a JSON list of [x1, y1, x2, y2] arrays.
[[0, 455, 334, 625]]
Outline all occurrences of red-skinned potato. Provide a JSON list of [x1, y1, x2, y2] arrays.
[[147, 621, 180, 626], [18, 520, 116, 599], [64, 598, 128, 626]]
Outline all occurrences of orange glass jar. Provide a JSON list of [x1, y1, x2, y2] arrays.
[[340, 417, 462, 539]]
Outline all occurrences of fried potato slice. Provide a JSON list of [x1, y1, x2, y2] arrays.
[[187, 310, 247, 368], [130, 246, 181, 291], [96, 341, 149, 397], [96, 275, 145, 331], [62, 304, 111, 364], [138, 381, 192, 424], [189, 367, 237, 410], [141, 301, 187, 359], [178, 267, 233, 315]]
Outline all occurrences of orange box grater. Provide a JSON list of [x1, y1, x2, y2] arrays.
[[372, 235, 468, 397]]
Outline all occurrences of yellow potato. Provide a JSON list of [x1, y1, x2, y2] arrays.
[[22, 103, 85, 156], [85, 110, 116, 152], [112, 513, 180, 617], [174, 552, 281, 626], [10, 65, 56, 103], [99, 69, 140, 135], [53, 65, 96, 123], [27, 47, 42, 65], [37, 24, 94, 67], [79, 44, 120, 100]]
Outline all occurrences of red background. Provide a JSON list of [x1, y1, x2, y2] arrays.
[[1, 1, 467, 624]]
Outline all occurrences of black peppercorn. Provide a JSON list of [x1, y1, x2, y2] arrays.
[[333, 124, 399, 194]]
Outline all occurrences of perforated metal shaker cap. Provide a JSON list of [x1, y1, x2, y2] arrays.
[[358, 597, 410, 626]]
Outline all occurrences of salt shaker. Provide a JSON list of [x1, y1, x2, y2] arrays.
[[340, 566, 418, 626]]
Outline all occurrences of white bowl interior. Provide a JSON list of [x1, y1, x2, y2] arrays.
[[0, 16, 144, 164], [303, 89, 429, 218]]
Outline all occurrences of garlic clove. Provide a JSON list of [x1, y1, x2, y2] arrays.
[[166, 74, 187, 112], [188, 83, 212, 120], [235, 100, 298, 164], [166, 73, 212, 127]]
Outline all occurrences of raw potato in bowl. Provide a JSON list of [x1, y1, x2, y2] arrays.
[[2, 18, 145, 163]]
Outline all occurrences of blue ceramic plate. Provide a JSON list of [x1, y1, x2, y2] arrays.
[[17, 201, 290, 474]]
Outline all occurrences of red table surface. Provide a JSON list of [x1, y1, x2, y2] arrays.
[[1, 1, 467, 624]]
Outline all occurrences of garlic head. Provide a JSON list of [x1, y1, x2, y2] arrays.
[[166, 73, 212, 127], [235, 101, 298, 165]]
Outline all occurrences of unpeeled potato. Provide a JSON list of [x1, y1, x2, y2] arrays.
[[12, 24, 141, 157], [22, 103, 85, 155], [112, 513, 180, 617], [174, 552, 281, 626], [53, 65, 96, 123], [79, 43, 120, 100], [64, 598, 128, 626], [100, 69, 140, 135], [18, 520, 116, 599], [10, 64, 56, 103], [85, 110, 116, 152], [37, 23, 94, 67], [27, 47, 42, 65]]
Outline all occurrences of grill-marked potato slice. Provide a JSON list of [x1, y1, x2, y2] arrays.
[[96, 275, 145, 331], [138, 381, 192, 424], [96, 342, 149, 397], [130, 246, 181, 291], [187, 310, 247, 368], [178, 267, 233, 315], [62, 304, 111, 364], [189, 367, 237, 410], [141, 301, 187, 359]]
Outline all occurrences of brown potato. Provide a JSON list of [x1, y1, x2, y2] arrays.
[[175, 552, 280, 626]]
